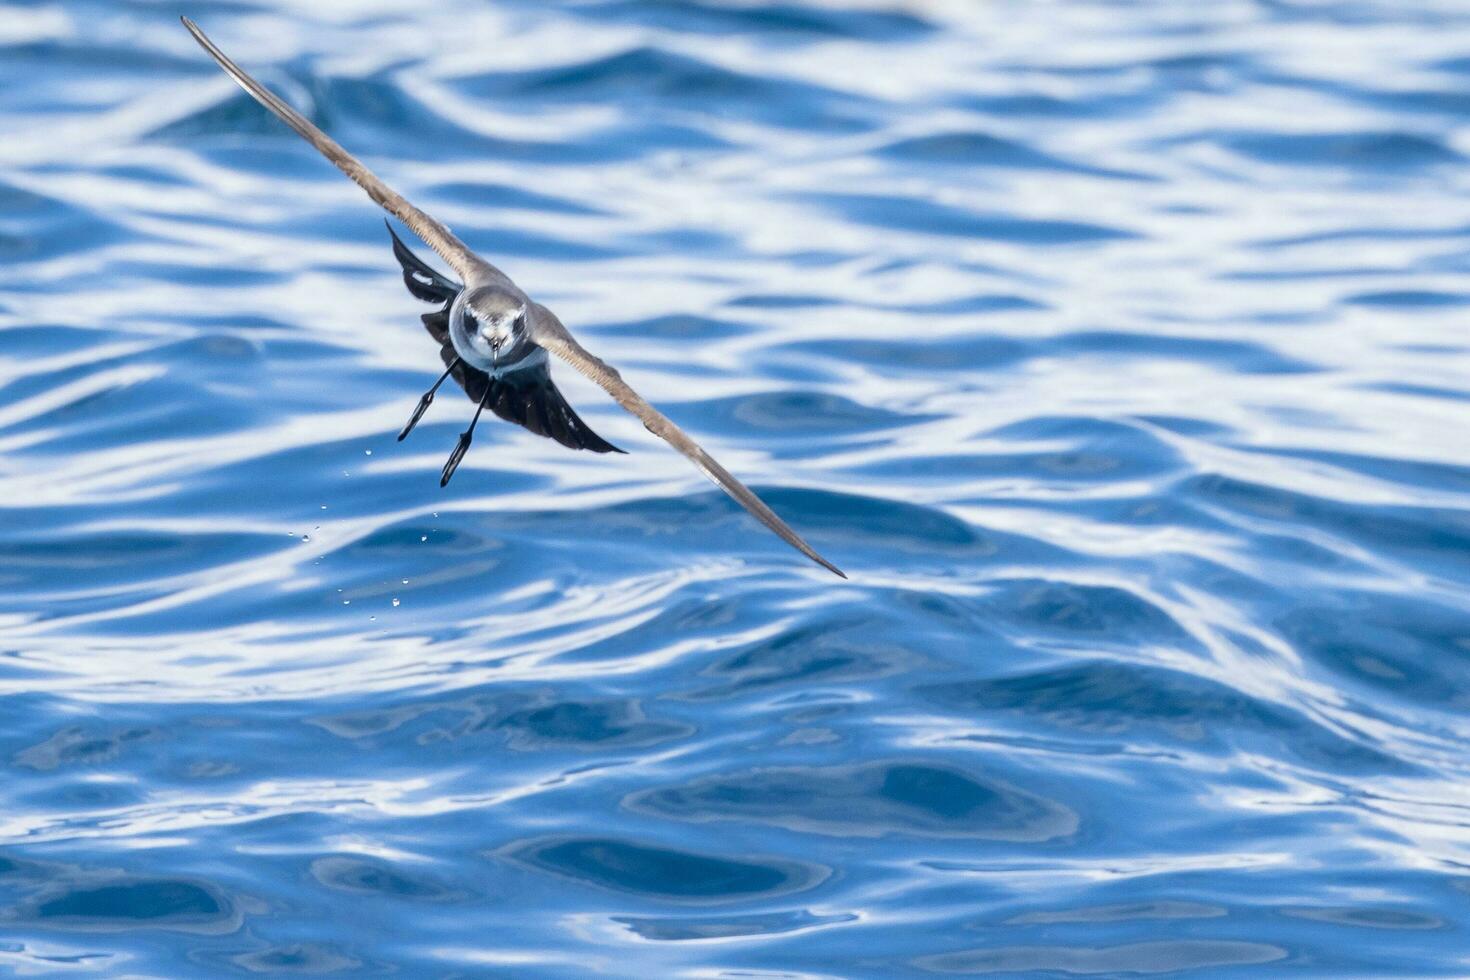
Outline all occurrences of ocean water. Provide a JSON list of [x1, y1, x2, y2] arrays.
[[2, 0, 1469, 975]]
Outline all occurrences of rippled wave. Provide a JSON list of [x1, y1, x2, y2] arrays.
[[3, 0, 1469, 975]]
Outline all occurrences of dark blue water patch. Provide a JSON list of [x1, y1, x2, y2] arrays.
[[0, 531, 284, 601], [1274, 597, 1470, 710], [792, 192, 1137, 243], [918, 660, 1415, 774], [465, 697, 694, 752], [626, 760, 1078, 841], [591, 313, 756, 341], [1020, 50, 1260, 87], [1424, 246, 1470, 275], [109, 260, 286, 290], [978, 577, 1201, 652], [883, 293, 1047, 316], [617, 225, 739, 257], [1053, 330, 1316, 374], [959, 88, 1162, 120], [1358, 380, 1470, 403], [1282, 906, 1445, 930], [0, 181, 129, 264], [877, 131, 1150, 181], [495, 836, 827, 902], [1183, 472, 1470, 570], [673, 613, 929, 702], [1344, 288, 1470, 307], [1007, 900, 1227, 924], [760, 488, 987, 556], [0, 41, 199, 113], [907, 450, 1155, 493], [429, 181, 609, 217], [1217, 264, 1399, 283], [1204, 129, 1462, 169], [773, 335, 1031, 374], [1308, 80, 1470, 118], [309, 856, 459, 902], [1, 340, 281, 445], [1251, 223, 1470, 248], [913, 939, 1287, 975], [148, 447, 545, 529], [445, 225, 619, 262], [679, 391, 932, 436], [726, 292, 840, 309], [1243, 446, 1470, 495], [575, 0, 934, 41], [5, 873, 239, 935], [972, 415, 1192, 483], [12, 777, 148, 814], [223, 943, 364, 974], [615, 908, 857, 941], [313, 690, 692, 755], [12, 725, 157, 771], [1133, 413, 1237, 439], [453, 46, 876, 132], [0, 323, 113, 359]]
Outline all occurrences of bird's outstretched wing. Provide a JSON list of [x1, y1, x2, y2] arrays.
[[181, 16, 492, 281], [528, 304, 845, 578]]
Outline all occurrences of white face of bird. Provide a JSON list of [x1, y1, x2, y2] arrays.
[[453, 286, 528, 369], [467, 292, 526, 352]]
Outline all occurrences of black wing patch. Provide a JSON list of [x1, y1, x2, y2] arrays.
[[387, 221, 458, 303], [388, 223, 623, 455], [464, 366, 625, 455]]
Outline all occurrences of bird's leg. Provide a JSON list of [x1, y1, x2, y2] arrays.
[[440, 384, 491, 487], [399, 357, 460, 441]]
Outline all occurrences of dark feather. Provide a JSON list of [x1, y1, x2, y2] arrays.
[[486, 368, 625, 454], [387, 221, 459, 303], [389, 225, 622, 455]]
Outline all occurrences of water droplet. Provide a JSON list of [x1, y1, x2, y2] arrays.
[[401, 579, 409, 585], [364, 449, 373, 456], [369, 615, 376, 621], [301, 534, 311, 542], [391, 598, 400, 607], [420, 535, 428, 542], [342, 600, 350, 606]]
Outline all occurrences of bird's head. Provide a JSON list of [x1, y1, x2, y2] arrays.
[[466, 285, 526, 352], [452, 285, 528, 369]]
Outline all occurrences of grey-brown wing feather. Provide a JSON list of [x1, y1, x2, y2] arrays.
[[528, 304, 845, 578], [181, 16, 494, 282]]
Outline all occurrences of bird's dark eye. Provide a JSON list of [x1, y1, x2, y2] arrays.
[[514, 312, 526, 332]]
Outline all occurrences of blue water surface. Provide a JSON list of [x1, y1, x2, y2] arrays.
[[2, 0, 1469, 975]]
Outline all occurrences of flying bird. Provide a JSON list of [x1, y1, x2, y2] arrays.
[[181, 17, 844, 577]]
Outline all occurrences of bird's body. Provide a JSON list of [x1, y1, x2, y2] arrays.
[[182, 17, 844, 578]]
